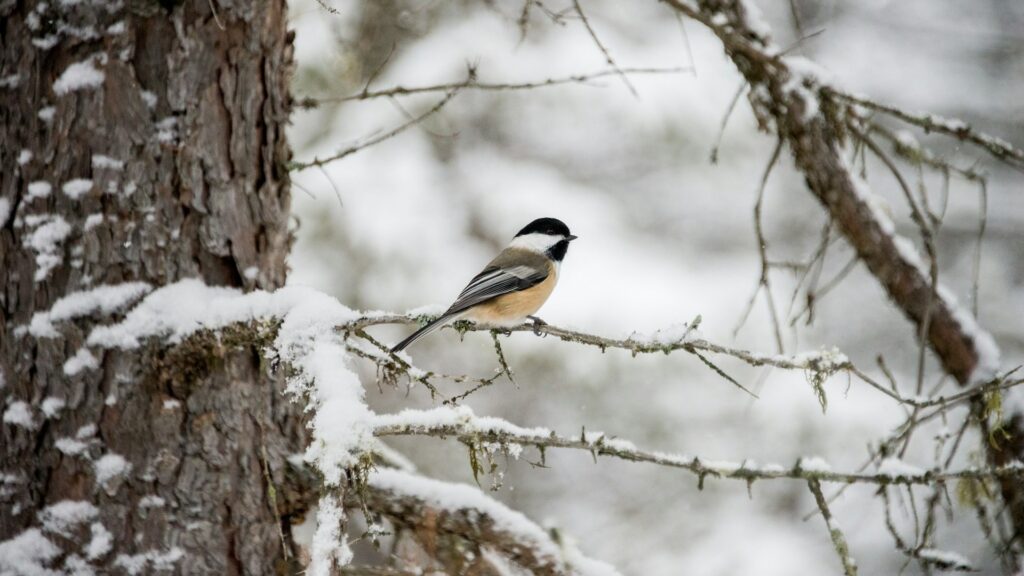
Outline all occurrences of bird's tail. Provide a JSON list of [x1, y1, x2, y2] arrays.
[[391, 313, 457, 353]]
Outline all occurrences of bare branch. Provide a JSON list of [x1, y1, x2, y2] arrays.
[[808, 479, 859, 576], [344, 315, 1022, 411], [302, 67, 687, 106], [571, 0, 638, 96], [660, 0, 999, 387], [827, 89, 1024, 171], [372, 408, 1024, 487], [290, 89, 460, 171]]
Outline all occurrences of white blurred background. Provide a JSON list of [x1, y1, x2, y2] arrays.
[[286, 1, 1024, 573]]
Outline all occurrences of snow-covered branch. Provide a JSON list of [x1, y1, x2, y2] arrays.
[[826, 88, 1024, 171], [346, 314, 1022, 411], [659, 0, 1003, 388], [353, 468, 619, 576], [372, 406, 1024, 487]]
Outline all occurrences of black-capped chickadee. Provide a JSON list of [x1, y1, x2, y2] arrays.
[[391, 217, 577, 352]]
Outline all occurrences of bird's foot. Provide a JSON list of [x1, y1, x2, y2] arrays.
[[527, 316, 547, 335]]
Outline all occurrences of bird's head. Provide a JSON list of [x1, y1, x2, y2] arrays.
[[510, 217, 577, 261]]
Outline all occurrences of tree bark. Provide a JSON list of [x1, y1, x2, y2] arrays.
[[1, 1, 306, 574]]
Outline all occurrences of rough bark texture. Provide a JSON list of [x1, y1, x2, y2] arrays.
[[357, 485, 569, 576], [0, 1, 308, 574]]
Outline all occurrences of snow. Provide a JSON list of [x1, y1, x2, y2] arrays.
[[53, 60, 105, 95], [138, 495, 165, 509], [38, 500, 98, 536], [63, 554, 93, 576], [113, 548, 184, 575], [30, 282, 153, 338], [918, 548, 972, 571], [32, 35, 59, 50], [937, 285, 1001, 384], [62, 179, 94, 199], [0, 74, 20, 89], [372, 404, 552, 439], [140, 90, 157, 109], [309, 494, 352, 576], [791, 348, 849, 371], [0, 199, 10, 227], [876, 457, 925, 478], [37, 106, 56, 123], [798, 456, 832, 473], [372, 467, 559, 555], [86, 279, 371, 485], [843, 154, 1000, 383], [94, 453, 131, 485], [277, 300, 369, 484], [737, 0, 772, 42], [3, 401, 35, 430], [24, 215, 71, 281], [893, 129, 919, 150], [556, 531, 622, 576], [84, 214, 104, 231], [627, 322, 701, 346], [87, 279, 319, 348], [26, 181, 52, 200], [91, 155, 123, 171], [370, 468, 617, 574], [85, 522, 112, 560], [243, 266, 259, 280], [56, 438, 90, 456], [63, 348, 99, 376], [41, 397, 66, 419], [784, 56, 838, 86], [155, 117, 177, 143], [0, 529, 60, 576], [18, 149, 33, 165]]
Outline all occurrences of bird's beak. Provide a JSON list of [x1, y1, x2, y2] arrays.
[[567, 234, 579, 242]]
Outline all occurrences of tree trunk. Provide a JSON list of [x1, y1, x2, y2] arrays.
[[1, 1, 306, 574]]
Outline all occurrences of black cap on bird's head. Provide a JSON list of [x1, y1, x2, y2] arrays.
[[514, 217, 577, 241]]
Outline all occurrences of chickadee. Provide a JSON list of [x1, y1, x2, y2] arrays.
[[391, 217, 577, 352]]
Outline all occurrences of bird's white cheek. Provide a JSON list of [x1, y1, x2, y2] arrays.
[[509, 233, 560, 253]]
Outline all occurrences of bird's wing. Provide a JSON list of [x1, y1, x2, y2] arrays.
[[445, 263, 548, 315]]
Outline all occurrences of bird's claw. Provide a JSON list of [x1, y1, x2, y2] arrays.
[[527, 316, 547, 335]]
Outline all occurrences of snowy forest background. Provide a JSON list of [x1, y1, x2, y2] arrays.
[[2, 0, 1023, 574], [286, 0, 1024, 574]]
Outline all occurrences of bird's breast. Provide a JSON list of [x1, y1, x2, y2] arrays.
[[465, 263, 558, 326]]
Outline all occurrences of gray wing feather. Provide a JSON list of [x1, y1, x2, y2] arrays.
[[446, 264, 547, 315]]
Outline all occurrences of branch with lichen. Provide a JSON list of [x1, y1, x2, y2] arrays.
[[370, 406, 1024, 487], [341, 314, 1023, 411]]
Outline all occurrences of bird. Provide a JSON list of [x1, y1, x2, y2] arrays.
[[391, 217, 577, 353]]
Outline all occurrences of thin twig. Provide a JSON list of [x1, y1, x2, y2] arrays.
[[571, 0, 638, 97], [710, 81, 747, 163], [313, 0, 340, 15], [302, 67, 687, 106], [736, 138, 786, 353], [808, 479, 859, 576], [374, 417, 1024, 487], [828, 89, 1024, 171], [290, 89, 460, 171]]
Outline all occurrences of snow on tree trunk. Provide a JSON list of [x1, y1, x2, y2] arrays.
[[0, 2, 306, 574]]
